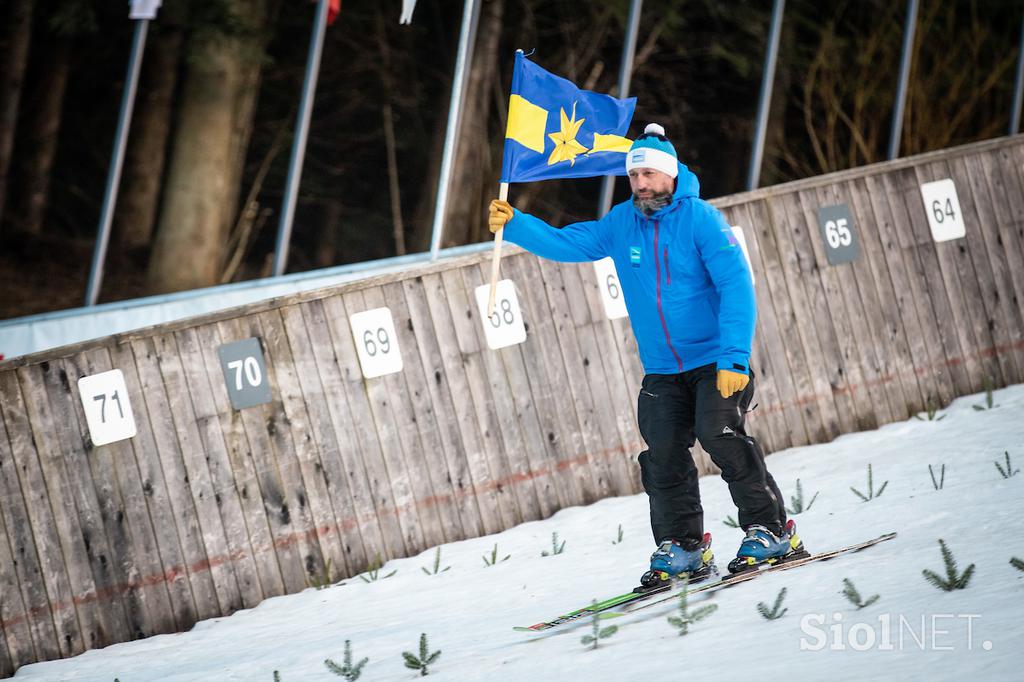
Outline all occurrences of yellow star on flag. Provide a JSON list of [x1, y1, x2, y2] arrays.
[[547, 102, 587, 166]]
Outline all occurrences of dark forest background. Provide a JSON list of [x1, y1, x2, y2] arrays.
[[0, 0, 1021, 320]]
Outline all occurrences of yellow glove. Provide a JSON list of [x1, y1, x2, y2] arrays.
[[488, 199, 514, 233], [716, 369, 750, 399]]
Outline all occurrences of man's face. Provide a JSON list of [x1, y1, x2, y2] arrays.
[[628, 168, 674, 199]]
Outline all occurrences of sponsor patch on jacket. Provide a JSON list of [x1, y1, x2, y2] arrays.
[[629, 246, 642, 267], [721, 227, 739, 249]]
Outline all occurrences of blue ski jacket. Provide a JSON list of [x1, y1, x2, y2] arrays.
[[503, 163, 755, 375]]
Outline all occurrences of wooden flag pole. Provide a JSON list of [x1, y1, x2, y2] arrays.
[[486, 181, 510, 317]]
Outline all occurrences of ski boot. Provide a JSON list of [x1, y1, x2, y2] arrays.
[[727, 519, 808, 573], [638, 532, 716, 590]]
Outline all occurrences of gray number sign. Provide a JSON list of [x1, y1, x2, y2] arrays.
[[816, 203, 860, 266], [218, 337, 272, 410]]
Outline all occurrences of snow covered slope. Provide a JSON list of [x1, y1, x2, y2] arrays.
[[15, 386, 1024, 681]]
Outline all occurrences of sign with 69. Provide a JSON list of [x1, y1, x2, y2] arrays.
[[474, 279, 527, 349], [349, 306, 403, 378]]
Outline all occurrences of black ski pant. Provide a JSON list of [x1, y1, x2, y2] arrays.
[[636, 363, 786, 547]]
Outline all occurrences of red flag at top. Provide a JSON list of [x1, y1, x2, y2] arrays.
[[328, 0, 341, 25]]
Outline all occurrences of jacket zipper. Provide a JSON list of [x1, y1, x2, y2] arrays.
[[653, 220, 683, 371], [664, 247, 671, 286]]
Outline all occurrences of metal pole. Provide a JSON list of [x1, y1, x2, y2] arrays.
[[272, 0, 329, 277], [746, 0, 785, 191], [84, 19, 149, 306], [597, 0, 643, 217], [1011, 14, 1024, 135], [888, 0, 919, 160], [429, 0, 481, 260]]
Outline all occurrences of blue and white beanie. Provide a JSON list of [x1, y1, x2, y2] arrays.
[[625, 123, 678, 178]]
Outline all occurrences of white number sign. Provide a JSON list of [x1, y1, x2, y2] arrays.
[[78, 369, 137, 446], [349, 307, 403, 378], [474, 279, 527, 349], [593, 257, 628, 320], [730, 226, 755, 284], [919, 178, 965, 242]]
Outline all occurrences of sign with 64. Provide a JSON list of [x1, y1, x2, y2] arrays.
[[919, 178, 965, 242]]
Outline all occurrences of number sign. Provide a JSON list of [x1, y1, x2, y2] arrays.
[[815, 203, 861, 265], [594, 257, 628, 320], [919, 178, 965, 242], [730, 226, 755, 284], [77, 369, 137, 445], [218, 337, 272, 410], [349, 307, 403, 378], [474, 279, 527, 349]]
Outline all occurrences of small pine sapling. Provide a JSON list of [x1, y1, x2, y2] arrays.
[[359, 555, 397, 583], [421, 547, 451, 575], [324, 640, 368, 681], [972, 378, 997, 411], [580, 602, 619, 650], [757, 587, 788, 620], [841, 578, 880, 609], [482, 543, 510, 566], [786, 478, 819, 515], [994, 451, 1019, 479], [913, 398, 946, 421], [541, 532, 566, 556], [402, 633, 441, 677], [666, 575, 718, 635], [1010, 557, 1024, 573], [611, 524, 624, 545], [723, 515, 739, 528], [922, 539, 975, 591], [272, 672, 281, 682], [850, 463, 888, 502], [928, 463, 946, 491], [308, 557, 340, 590]]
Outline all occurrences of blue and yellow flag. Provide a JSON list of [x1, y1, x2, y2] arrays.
[[501, 51, 636, 183]]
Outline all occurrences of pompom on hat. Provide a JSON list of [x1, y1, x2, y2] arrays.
[[625, 123, 678, 178]]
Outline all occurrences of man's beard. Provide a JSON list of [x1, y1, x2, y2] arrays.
[[632, 191, 672, 216]]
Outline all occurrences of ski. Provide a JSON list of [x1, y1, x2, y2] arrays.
[[618, 531, 897, 617], [513, 531, 896, 633], [512, 567, 718, 633]]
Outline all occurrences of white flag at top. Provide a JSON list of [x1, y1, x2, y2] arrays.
[[129, 0, 162, 20], [400, 0, 417, 24]]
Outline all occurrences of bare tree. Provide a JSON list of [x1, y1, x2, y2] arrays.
[[113, 0, 186, 251], [146, 0, 272, 294], [0, 0, 36, 231]]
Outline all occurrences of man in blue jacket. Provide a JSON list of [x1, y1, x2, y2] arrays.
[[488, 124, 806, 583]]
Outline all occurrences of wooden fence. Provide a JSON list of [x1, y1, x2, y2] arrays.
[[0, 135, 1022, 675]]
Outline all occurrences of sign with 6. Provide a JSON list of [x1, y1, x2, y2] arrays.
[[593, 257, 628, 320]]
